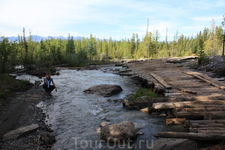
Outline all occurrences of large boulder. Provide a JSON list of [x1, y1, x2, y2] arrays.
[[84, 84, 123, 97], [148, 138, 197, 150], [100, 121, 137, 143]]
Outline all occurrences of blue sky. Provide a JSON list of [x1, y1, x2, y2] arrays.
[[0, 0, 224, 41]]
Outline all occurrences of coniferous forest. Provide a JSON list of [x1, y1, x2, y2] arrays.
[[0, 20, 224, 73]]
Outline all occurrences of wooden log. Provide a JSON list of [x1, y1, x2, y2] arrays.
[[166, 118, 186, 125], [189, 120, 225, 123], [154, 132, 225, 141], [176, 112, 204, 120], [190, 123, 225, 128], [190, 127, 225, 133], [191, 127, 225, 130], [197, 130, 225, 134], [186, 71, 225, 89], [150, 72, 172, 89], [176, 107, 225, 112], [152, 100, 225, 109], [177, 88, 197, 94], [184, 120, 225, 128], [123, 97, 196, 110], [176, 111, 225, 120], [140, 107, 150, 112]]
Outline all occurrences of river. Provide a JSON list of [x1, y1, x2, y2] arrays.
[[18, 66, 180, 150]]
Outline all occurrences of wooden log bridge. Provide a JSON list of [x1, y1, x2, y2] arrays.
[[119, 57, 225, 140]]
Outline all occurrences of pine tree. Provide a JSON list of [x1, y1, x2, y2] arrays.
[[197, 35, 207, 65]]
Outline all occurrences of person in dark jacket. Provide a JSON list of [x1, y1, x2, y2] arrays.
[[43, 73, 57, 95]]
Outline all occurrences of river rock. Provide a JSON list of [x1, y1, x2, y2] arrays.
[[100, 121, 137, 143], [84, 84, 123, 97], [100, 122, 111, 127], [39, 132, 56, 145], [2, 124, 39, 141], [148, 138, 197, 150]]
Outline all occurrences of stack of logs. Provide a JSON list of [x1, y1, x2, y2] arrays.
[[121, 69, 225, 141], [152, 71, 225, 138]]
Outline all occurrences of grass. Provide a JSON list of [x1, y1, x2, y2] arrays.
[[132, 88, 161, 99], [0, 74, 33, 105]]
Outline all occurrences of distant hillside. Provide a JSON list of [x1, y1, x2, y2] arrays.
[[6, 35, 82, 42]]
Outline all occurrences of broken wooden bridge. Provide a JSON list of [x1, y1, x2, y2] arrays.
[[119, 57, 225, 141]]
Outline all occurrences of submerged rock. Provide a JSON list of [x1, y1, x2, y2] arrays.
[[100, 121, 137, 143], [2, 124, 39, 141], [83, 84, 123, 97]]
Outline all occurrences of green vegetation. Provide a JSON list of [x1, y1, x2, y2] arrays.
[[0, 74, 33, 105], [132, 88, 161, 99], [0, 20, 224, 73]]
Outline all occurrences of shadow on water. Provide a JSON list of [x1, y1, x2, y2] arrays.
[[33, 67, 187, 150]]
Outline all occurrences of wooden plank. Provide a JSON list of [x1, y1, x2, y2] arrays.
[[194, 74, 221, 88], [150, 72, 172, 89], [186, 71, 225, 89]]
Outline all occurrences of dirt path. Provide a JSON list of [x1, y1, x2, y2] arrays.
[[0, 87, 53, 150]]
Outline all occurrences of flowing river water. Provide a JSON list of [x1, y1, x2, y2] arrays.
[[17, 66, 184, 150]]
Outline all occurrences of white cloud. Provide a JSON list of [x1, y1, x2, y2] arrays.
[[0, 0, 224, 39], [191, 16, 223, 22]]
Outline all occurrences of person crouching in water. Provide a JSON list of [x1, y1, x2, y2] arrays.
[[43, 73, 57, 95]]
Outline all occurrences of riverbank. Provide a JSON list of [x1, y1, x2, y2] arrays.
[[0, 85, 54, 150], [0, 74, 33, 109]]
